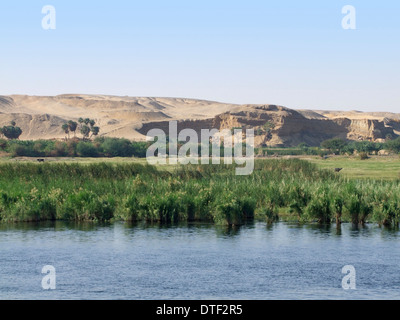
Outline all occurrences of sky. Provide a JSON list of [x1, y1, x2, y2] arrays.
[[0, 0, 399, 112]]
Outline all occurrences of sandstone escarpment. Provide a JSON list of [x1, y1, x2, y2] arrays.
[[0, 95, 398, 147]]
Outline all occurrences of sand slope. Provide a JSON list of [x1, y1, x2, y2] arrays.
[[0, 94, 398, 144]]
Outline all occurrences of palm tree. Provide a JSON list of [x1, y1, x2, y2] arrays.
[[67, 120, 78, 137], [81, 125, 91, 140], [90, 126, 100, 139], [62, 123, 70, 140], [76, 118, 100, 140]]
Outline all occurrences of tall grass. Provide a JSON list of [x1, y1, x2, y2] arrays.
[[0, 159, 399, 226]]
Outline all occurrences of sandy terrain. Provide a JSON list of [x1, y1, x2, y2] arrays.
[[0, 94, 398, 142]]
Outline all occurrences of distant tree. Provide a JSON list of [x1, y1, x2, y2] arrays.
[[1, 122, 23, 140], [352, 141, 382, 154], [263, 121, 275, 132], [101, 138, 133, 157], [59, 118, 100, 141], [76, 141, 98, 157], [61, 123, 70, 140], [263, 121, 275, 141], [90, 126, 100, 139], [80, 125, 91, 140], [67, 120, 78, 137], [73, 118, 100, 141], [81, 119, 99, 140], [51, 141, 68, 157], [321, 138, 347, 154], [386, 137, 400, 153]]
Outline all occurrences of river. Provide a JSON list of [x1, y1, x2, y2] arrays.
[[1, 221, 399, 300]]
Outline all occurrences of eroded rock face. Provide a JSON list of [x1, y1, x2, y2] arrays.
[[139, 104, 398, 147], [0, 95, 398, 146], [210, 105, 398, 147]]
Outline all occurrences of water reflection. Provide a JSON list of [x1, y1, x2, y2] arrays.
[[262, 221, 398, 239], [0, 221, 56, 232], [335, 224, 342, 236], [1, 220, 400, 241], [378, 225, 400, 240], [0, 220, 112, 232], [348, 223, 374, 238], [120, 220, 257, 239], [214, 224, 242, 238]]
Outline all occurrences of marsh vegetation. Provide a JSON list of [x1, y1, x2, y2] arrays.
[[0, 159, 399, 226]]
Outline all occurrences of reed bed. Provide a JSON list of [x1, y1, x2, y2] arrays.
[[0, 159, 399, 226]]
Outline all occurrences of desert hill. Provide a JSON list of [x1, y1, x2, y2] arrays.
[[0, 94, 399, 147]]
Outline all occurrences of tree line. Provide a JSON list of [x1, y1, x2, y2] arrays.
[[61, 118, 100, 141], [0, 118, 100, 142], [0, 137, 149, 158], [320, 137, 400, 155]]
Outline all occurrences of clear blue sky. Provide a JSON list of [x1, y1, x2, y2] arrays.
[[1, 0, 399, 112]]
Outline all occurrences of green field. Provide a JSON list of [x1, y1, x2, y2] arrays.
[[304, 155, 400, 180], [2, 154, 400, 179]]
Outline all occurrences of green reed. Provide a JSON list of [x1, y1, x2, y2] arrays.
[[0, 159, 399, 226]]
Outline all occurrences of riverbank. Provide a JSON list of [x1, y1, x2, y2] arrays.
[[0, 159, 399, 225]]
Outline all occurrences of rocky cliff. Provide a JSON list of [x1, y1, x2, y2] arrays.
[[0, 95, 398, 147]]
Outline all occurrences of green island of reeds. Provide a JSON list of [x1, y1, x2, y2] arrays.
[[0, 158, 399, 226]]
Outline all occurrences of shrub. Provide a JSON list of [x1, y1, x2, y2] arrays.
[[120, 195, 140, 221], [214, 192, 243, 226], [101, 138, 133, 157], [76, 142, 98, 157], [258, 203, 279, 223], [1, 123, 23, 140], [374, 200, 400, 227], [385, 137, 400, 153], [345, 193, 361, 224], [239, 197, 256, 221], [9, 144, 29, 157], [333, 196, 344, 224], [287, 184, 311, 218], [51, 141, 68, 157], [58, 191, 114, 221], [359, 152, 369, 160], [0, 139, 7, 150], [305, 191, 332, 224], [321, 138, 347, 154]]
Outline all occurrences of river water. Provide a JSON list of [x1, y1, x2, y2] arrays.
[[1, 221, 399, 300]]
